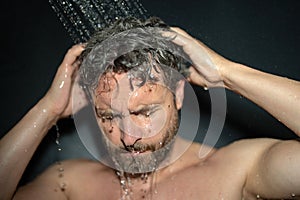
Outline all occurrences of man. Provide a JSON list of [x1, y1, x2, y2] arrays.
[[1, 17, 299, 200]]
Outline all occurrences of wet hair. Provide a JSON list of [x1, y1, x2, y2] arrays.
[[79, 17, 186, 93]]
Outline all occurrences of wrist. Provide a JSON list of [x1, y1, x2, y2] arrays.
[[219, 61, 256, 93], [36, 97, 60, 127], [217, 59, 242, 90]]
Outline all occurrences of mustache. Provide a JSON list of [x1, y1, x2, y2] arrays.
[[120, 138, 157, 153]]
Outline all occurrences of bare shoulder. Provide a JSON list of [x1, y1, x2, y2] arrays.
[[181, 138, 283, 197], [47, 159, 110, 185], [178, 137, 282, 173], [177, 138, 280, 164], [209, 138, 281, 168], [58, 158, 106, 172], [14, 159, 107, 199], [34, 159, 107, 179], [217, 138, 280, 156]]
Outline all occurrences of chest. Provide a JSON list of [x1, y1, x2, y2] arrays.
[[151, 166, 245, 200], [69, 164, 247, 200]]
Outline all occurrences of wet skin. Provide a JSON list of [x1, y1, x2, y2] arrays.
[[15, 137, 283, 200], [92, 71, 182, 173], [14, 72, 288, 200], [93, 72, 179, 150]]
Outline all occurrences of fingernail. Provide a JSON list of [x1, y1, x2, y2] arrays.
[[81, 43, 87, 48]]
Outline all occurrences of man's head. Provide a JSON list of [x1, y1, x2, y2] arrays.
[[79, 17, 186, 173]]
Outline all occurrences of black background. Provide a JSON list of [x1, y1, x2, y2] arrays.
[[1, 0, 299, 183]]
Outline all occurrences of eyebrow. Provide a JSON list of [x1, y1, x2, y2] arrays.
[[95, 104, 161, 118], [129, 104, 160, 114], [95, 107, 116, 118]]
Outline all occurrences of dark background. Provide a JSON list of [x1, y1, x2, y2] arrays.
[[1, 0, 299, 184]]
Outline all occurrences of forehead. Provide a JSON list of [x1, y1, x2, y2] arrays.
[[93, 71, 173, 110]]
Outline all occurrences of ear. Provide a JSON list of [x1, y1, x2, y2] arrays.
[[175, 80, 185, 110]]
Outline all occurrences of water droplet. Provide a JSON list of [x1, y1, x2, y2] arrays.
[[291, 193, 296, 197], [42, 109, 47, 113], [256, 194, 260, 199], [203, 86, 208, 90], [60, 182, 67, 191], [59, 81, 65, 89]]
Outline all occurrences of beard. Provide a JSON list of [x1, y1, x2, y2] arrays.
[[101, 110, 179, 174]]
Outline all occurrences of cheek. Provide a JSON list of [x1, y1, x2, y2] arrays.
[[148, 110, 168, 135], [163, 105, 179, 132], [97, 119, 121, 143]]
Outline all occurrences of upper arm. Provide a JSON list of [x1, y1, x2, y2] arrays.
[[245, 139, 300, 199]]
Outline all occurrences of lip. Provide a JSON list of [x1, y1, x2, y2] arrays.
[[121, 150, 151, 156], [131, 151, 145, 155]]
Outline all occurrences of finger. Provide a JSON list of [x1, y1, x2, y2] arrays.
[[72, 59, 82, 69], [56, 44, 85, 80], [61, 44, 85, 67], [188, 67, 208, 87], [162, 29, 191, 47], [170, 27, 209, 49], [71, 77, 89, 114], [51, 45, 83, 90], [170, 27, 195, 40]]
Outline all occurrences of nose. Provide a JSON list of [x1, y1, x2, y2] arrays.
[[117, 115, 145, 148], [120, 133, 142, 150], [118, 115, 144, 139]]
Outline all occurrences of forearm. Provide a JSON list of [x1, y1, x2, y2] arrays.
[[221, 62, 300, 135], [0, 98, 59, 200]]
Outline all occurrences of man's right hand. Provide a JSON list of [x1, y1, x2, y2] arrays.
[[43, 44, 87, 119]]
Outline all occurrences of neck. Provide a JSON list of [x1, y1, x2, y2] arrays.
[[115, 170, 158, 199]]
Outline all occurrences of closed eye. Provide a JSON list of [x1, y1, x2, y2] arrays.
[[95, 107, 121, 120], [130, 105, 160, 117]]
